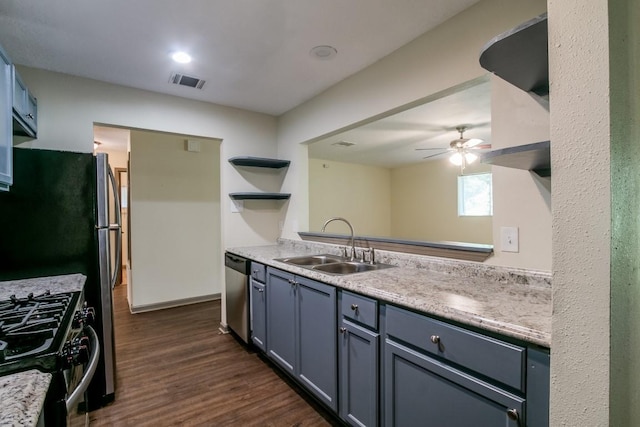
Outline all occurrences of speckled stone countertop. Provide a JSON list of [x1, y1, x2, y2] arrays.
[[0, 274, 86, 426], [0, 370, 51, 426], [0, 273, 87, 300], [228, 239, 552, 347]]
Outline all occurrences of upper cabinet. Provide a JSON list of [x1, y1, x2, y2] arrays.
[[0, 43, 39, 191], [12, 67, 37, 138], [0, 47, 12, 191], [479, 13, 548, 97]]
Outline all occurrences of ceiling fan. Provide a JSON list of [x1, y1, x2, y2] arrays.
[[415, 126, 491, 172]]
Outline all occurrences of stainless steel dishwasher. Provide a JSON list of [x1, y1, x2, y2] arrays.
[[225, 252, 250, 343]]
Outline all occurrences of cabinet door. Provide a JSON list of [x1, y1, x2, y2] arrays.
[[266, 268, 296, 374], [339, 319, 379, 427], [384, 340, 525, 427], [296, 276, 337, 411], [11, 67, 36, 138], [250, 278, 267, 352], [0, 48, 11, 190]]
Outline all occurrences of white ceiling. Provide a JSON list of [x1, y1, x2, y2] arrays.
[[308, 78, 491, 168], [0, 0, 481, 116]]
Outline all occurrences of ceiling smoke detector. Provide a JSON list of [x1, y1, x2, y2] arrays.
[[169, 73, 206, 90], [332, 140, 356, 147], [310, 45, 337, 60]]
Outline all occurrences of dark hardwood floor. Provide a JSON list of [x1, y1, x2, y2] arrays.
[[89, 280, 340, 426]]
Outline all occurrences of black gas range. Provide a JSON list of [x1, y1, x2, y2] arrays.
[[0, 290, 99, 426]]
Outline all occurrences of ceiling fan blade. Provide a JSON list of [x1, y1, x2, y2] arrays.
[[469, 143, 492, 150], [415, 147, 449, 151], [422, 151, 449, 160], [465, 138, 485, 148]]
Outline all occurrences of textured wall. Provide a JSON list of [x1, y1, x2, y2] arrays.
[[549, 1, 611, 425]]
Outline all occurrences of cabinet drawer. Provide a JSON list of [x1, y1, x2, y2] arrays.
[[250, 262, 266, 283], [341, 290, 378, 330], [385, 305, 525, 391]]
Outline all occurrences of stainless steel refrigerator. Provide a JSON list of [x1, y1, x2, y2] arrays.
[[0, 148, 122, 409]]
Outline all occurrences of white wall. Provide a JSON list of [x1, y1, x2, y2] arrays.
[[128, 130, 221, 310], [390, 158, 492, 244], [309, 158, 391, 236], [488, 77, 551, 270], [549, 0, 640, 425], [15, 67, 279, 321], [277, 0, 549, 271]]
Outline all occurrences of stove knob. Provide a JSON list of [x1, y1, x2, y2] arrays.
[[83, 307, 96, 325], [72, 336, 90, 348], [74, 345, 90, 365], [72, 312, 84, 329]]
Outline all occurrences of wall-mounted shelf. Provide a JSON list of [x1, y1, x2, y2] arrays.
[[228, 156, 290, 169], [479, 13, 548, 96], [481, 141, 550, 177], [229, 192, 291, 200]]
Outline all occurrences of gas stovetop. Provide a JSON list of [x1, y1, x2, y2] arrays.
[[0, 290, 81, 376]]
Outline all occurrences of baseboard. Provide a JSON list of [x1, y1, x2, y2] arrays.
[[130, 293, 221, 314], [219, 322, 229, 334]]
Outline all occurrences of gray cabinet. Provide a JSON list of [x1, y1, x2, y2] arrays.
[[12, 66, 37, 138], [339, 291, 379, 427], [250, 262, 267, 352], [266, 267, 338, 411], [384, 340, 525, 427], [250, 278, 267, 352], [0, 47, 11, 191], [383, 305, 530, 427]]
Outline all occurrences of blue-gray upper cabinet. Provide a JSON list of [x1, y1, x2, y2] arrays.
[[339, 291, 379, 427], [0, 47, 11, 191], [384, 305, 528, 427], [12, 66, 37, 138], [266, 267, 338, 411]]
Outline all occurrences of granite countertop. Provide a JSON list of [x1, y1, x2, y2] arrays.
[[0, 370, 52, 426], [0, 273, 87, 300], [228, 240, 552, 347], [0, 273, 87, 426]]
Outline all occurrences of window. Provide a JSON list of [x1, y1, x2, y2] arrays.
[[458, 173, 493, 216]]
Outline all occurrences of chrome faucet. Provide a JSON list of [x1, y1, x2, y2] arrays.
[[321, 217, 355, 261]]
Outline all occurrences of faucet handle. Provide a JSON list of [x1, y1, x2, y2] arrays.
[[341, 246, 349, 258]]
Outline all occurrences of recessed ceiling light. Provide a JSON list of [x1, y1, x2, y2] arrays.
[[171, 51, 192, 64], [332, 140, 356, 147], [310, 45, 337, 60]]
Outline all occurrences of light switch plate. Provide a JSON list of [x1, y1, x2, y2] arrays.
[[501, 226, 519, 252]]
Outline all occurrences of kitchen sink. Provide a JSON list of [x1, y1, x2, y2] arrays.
[[312, 261, 393, 275], [276, 254, 345, 266], [276, 254, 395, 275]]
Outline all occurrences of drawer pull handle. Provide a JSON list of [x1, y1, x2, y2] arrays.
[[339, 327, 347, 334], [350, 303, 359, 313], [506, 409, 521, 426], [430, 335, 440, 344]]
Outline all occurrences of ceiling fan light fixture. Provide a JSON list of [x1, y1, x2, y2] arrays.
[[449, 152, 463, 166], [464, 152, 478, 164]]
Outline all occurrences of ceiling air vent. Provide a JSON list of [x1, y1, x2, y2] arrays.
[[332, 140, 356, 147], [169, 73, 206, 89]]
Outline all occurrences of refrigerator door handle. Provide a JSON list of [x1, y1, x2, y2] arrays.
[[107, 166, 122, 289]]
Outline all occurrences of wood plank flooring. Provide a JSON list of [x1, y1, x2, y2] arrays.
[[89, 282, 340, 426]]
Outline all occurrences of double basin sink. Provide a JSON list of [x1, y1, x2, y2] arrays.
[[275, 253, 394, 275]]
